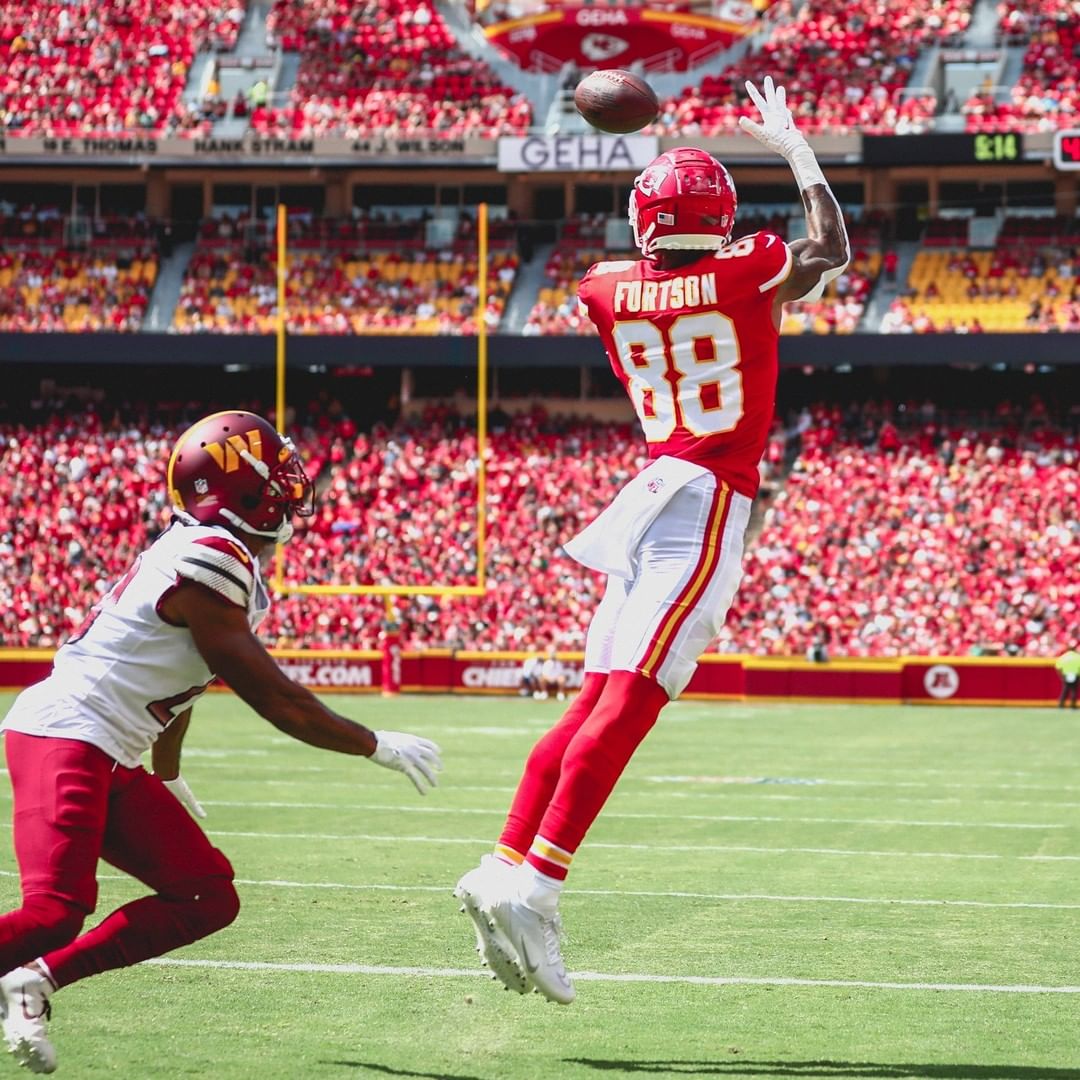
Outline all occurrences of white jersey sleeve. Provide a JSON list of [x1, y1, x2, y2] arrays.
[[174, 533, 256, 610], [1, 523, 269, 767]]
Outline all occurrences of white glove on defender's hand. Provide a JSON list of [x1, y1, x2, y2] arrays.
[[738, 76, 807, 159], [371, 731, 443, 795], [162, 775, 207, 819]]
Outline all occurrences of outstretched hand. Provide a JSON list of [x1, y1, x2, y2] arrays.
[[738, 76, 808, 160], [371, 730, 443, 795]]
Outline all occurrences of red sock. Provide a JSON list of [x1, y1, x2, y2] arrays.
[[496, 672, 608, 860], [525, 670, 669, 879]]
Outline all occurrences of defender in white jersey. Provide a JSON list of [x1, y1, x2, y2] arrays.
[[0, 411, 442, 1075]]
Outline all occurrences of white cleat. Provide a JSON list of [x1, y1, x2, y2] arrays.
[[454, 857, 528, 995], [493, 899, 575, 1005], [0, 967, 56, 1074]]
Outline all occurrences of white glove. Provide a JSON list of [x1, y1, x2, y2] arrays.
[[162, 775, 207, 819], [371, 731, 442, 795], [739, 76, 825, 191], [738, 75, 806, 158]]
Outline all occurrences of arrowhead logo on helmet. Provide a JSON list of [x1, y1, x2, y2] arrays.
[[629, 147, 738, 258]]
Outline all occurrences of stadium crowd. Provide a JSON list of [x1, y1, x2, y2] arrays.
[[963, 0, 1080, 132], [2, 0, 1074, 142], [255, 0, 531, 137], [0, 248, 157, 332], [0, 202, 159, 332], [172, 221, 518, 334], [733, 399, 1078, 658], [652, 0, 971, 136], [0, 0, 245, 136], [881, 242, 1080, 333], [1, 397, 1075, 659]]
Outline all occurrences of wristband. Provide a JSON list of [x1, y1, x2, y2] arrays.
[[786, 141, 828, 193]]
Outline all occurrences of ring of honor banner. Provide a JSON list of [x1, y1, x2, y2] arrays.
[[484, 6, 755, 73]]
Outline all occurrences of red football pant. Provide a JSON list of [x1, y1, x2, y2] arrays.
[[498, 671, 669, 877], [0, 732, 239, 988], [497, 672, 608, 858]]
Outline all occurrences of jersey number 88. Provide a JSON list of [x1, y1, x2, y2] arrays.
[[612, 312, 744, 442]]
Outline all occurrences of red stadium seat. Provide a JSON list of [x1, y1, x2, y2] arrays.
[[651, 0, 970, 136], [2, 399, 1074, 657], [255, 0, 531, 138], [172, 214, 518, 335], [0, 0, 245, 137]]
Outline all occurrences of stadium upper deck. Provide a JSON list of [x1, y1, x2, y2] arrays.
[[0, 0, 1076, 140], [1, 1, 1079, 351]]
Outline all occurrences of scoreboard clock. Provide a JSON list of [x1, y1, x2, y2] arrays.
[[863, 133, 1024, 165], [1053, 130, 1080, 170]]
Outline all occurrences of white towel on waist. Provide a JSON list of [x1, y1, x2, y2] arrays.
[[563, 455, 711, 579]]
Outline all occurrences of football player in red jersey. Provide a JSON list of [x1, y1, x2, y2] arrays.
[[0, 412, 441, 1074], [455, 76, 850, 1004]]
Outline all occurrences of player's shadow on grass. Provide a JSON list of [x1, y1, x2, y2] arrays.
[[323, 1061, 486, 1080], [565, 1061, 1080, 1079]]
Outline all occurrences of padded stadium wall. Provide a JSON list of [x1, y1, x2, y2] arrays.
[[0, 650, 1062, 706]]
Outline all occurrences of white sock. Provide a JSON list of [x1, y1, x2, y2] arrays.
[[515, 862, 563, 917], [29, 959, 57, 993]]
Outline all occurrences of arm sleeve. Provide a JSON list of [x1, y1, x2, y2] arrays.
[[175, 535, 255, 610]]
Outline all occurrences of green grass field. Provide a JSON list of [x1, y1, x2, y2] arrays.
[[0, 692, 1078, 1080]]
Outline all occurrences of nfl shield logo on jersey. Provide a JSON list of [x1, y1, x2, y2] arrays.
[[647, 477, 666, 494]]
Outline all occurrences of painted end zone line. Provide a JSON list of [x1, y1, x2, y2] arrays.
[[146, 957, 1080, 995]]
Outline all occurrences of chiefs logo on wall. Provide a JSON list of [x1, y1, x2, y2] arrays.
[[580, 33, 629, 63], [485, 6, 751, 74]]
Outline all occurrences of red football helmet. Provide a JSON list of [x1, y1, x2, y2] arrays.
[[629, 147, 738, 259], [167, 411, 314, 545]]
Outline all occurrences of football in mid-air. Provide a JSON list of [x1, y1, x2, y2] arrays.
[[574, 70, 659, 134]]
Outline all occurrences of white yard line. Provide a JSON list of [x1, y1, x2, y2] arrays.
[[167, 776, 1080, 808], [144, 760, 1080, 793], [0, 867, 1068, 910], [196, 799, 1067, 830], [643, 774, 1080, 793], [231, 880, 1080, 911], [144, 957, 1080, 995], [0, 819, 1065, 859], [3, 781, 1077, 811], [201, 829, 1077, 861]]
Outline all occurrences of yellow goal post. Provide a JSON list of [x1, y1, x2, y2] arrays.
[[271, 201, 489, 600]]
